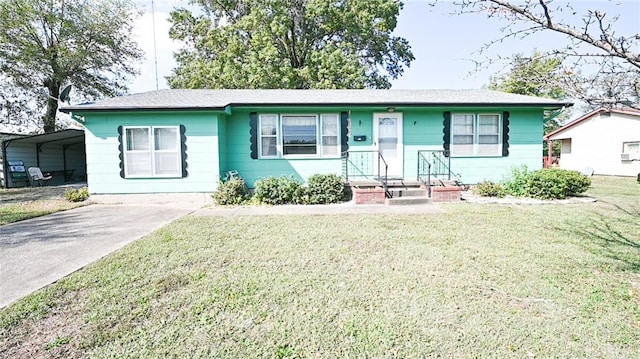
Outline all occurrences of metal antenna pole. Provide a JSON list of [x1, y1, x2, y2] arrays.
[[151, 0, 159, 90]]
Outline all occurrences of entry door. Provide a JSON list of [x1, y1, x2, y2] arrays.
[[373, 112, 403, 177]]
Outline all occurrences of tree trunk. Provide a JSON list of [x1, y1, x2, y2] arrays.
[[43, 83, 60, 133]]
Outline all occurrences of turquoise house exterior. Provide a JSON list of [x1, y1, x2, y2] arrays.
[[61, 89, 571, 195]]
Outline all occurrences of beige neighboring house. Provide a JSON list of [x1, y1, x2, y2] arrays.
[[545, 107, 640, 177]]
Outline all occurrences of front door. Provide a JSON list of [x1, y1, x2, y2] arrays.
[[373, 112, 403, 177]]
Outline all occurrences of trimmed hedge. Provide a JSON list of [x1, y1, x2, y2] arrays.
[[474, 168, 591, 200], [523, 168, 591, 199]]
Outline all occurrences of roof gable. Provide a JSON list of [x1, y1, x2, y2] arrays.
[[545, 107, 640, 140]]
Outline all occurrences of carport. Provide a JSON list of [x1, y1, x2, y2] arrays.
[[1, 129, 86, 188]]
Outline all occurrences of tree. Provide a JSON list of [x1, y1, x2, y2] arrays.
[[0, 0, 143, 133], [488, 51, 570, 157], [168, 0, 414, 89], [448, 0, 640, 109]]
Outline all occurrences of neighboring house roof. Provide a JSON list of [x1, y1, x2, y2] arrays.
[[60, 89, 573, 113], [545, 107, 640, 141]]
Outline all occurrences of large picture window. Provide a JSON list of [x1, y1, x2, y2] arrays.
[[258, 114, 340, 158], [123, 126, 181, 177], [451, 113, 502, 156]]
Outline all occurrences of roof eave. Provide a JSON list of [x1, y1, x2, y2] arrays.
[[61, 102, 573, 112], [59, 106, 228, 114]]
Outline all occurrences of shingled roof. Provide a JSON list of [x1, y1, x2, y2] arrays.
[[60, 89, 572, 113]]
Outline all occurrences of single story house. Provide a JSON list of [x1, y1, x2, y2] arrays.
[[545, 107, 640, 177], [60, 89, 571, 195]]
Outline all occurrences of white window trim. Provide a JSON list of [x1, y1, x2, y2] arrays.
[[258, 113, 341, 159], [451, 113, 502, 157], [123, 125, 182, 178], [259, 114, 279, 158]]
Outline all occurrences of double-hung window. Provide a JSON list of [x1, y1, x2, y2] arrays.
[[258, 114, 339, 158], [123, 126, 181, 177], [451, 113, 501, 156]]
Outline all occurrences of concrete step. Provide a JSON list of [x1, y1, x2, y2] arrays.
[[389, 188, 428, 198], [385, 196, 432, 206], [431, 179, 460, 187], [385, 179, 423, 187]]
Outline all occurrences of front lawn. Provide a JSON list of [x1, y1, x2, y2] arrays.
[[0, 186, 88, 225], [1, 176, 639, 357]]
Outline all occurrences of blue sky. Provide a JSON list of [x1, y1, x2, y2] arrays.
[[130, 0, 640, 93]]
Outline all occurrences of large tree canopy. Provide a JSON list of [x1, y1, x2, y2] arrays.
[[168, 0, 414, 89], [448, 0, 639, 109], [0, 0, 143, 132]]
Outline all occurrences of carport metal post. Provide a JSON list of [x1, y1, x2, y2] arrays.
[[1, 140, 8, 188]]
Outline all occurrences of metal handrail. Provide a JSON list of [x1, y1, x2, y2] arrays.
[[417, 151, 431, 197], [342, 150, 390, 197]]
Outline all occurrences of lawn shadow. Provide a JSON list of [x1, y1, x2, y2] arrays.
[[555, 202, 640, 273]]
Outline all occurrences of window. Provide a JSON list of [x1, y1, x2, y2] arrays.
[[451, 113, 501, 156], [123, 126, 181, 177], [258, 114, 340, 158], [283, 115, 317, 155], [623, 141, 640, 154]]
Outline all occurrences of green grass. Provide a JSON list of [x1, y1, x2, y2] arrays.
[[0, 200, 87, 225], [0, 187, 88, 225], [1, 176, 639, 357]]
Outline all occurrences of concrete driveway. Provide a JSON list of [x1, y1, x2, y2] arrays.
[[0, 204, 196, 308]]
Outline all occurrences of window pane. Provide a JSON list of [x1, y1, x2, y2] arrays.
[[283, 115, 317, 155], [321, 114, 339, 156], [322, 115, 338, 136], [154, 128, 178, 150], [453, 115, 473, 135], [261, 136, 277, 156], [624, 142, 640, 153], [453, 135, 473, 144], [479, 135, 499, 144], [478, 115, 499, 135], [126, 152, 152, 176], [155, 152, 180, 175], [126, 128, 149, 151], [260, 115, 277, 136]]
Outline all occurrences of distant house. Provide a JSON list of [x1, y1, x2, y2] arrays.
[[60, 89, 570, 195], [545, 107, 640, 177]]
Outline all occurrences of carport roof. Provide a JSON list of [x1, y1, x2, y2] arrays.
[[2, 129, 84, 147]]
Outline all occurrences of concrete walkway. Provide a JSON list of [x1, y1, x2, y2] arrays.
[[0, 204, 197, 308], [0, 200, 443, 308]]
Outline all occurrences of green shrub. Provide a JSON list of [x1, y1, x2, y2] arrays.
[[303, 174, 346, 204], [561, 169, 592, 197], [524, 168, 591, 199], [254, 176, 305, 205], [212, 178, 249, 205], [502, 165, 531, 197], [64, 187, 89, 202], [473, 181, 506, 198]]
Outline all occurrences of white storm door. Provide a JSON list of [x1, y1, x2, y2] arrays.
[[373, 112, 403, 177]]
